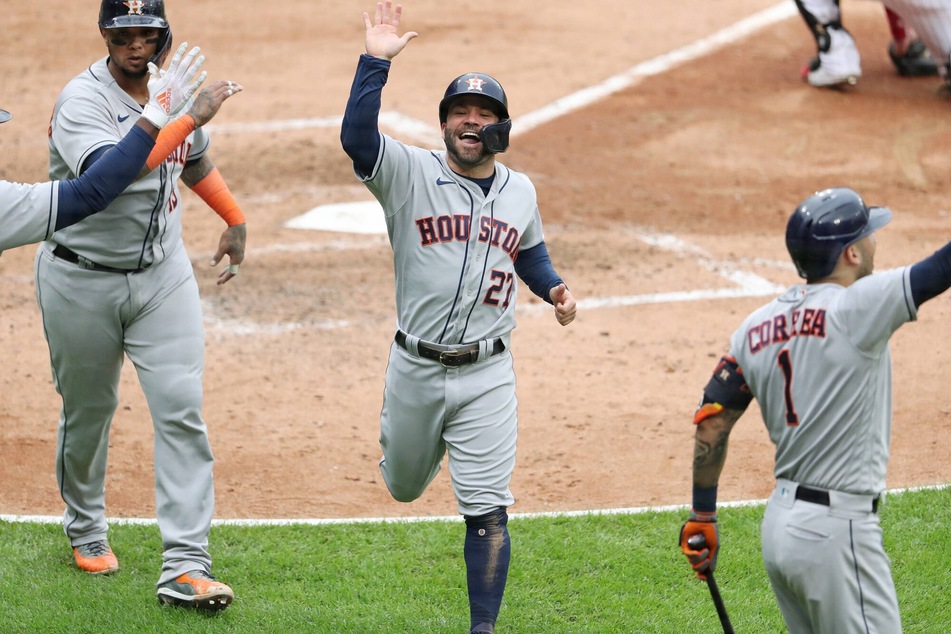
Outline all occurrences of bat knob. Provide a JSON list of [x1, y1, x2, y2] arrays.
[[687, 533, 707, 550]]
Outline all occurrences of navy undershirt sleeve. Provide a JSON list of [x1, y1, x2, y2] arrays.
[[515, 241, 564, 304], [80, 145, 110, 175], [909, 241, 951, 307], [341, 54, 390, 178], [55, 124, 155, 231]]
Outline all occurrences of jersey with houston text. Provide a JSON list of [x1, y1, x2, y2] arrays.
[[359, 134, 545, 344], [0, 181, 59, 253], [47, 56, 210, 269], [729, 267, 916, 495]]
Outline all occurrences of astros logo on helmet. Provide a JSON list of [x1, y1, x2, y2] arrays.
[[100, 0, 172, 66], [465, 77, 487, 92]]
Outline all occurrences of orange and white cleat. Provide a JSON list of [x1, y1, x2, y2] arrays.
[[157, 570, 234, 611], [73, 540, 119, 575]]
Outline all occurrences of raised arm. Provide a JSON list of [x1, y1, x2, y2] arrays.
[[55, 42, 207, 231]]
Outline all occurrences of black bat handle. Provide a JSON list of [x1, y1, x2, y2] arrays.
[[686, 533, 734, 634]]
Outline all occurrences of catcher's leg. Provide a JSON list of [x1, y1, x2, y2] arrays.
[[794, 0, 861, 87], [464, 508, 510, 634], [885, 6, 939, 77]]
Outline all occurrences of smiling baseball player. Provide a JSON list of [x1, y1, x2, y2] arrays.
[[680, 187, 951, 632], [341, 3, 577, 632], [0, 44, 205, 254]]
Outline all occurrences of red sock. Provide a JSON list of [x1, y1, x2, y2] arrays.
[[885, 7, 907, 47]]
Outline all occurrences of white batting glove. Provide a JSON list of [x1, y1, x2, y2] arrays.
[[141, 42, 207, 129]]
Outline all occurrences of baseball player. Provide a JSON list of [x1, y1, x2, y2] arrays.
[[341, 3, 577, 632], [679, 187, 951, 632], [795, 0, 940, 87], [35, 0, 245, 611], [0, 42, 206, 254]]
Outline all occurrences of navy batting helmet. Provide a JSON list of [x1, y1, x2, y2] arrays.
[[785, 187, 892, 280], [438, 72, 512, 153], [0, 109, 11, 124], [99, 0, 172, 64]]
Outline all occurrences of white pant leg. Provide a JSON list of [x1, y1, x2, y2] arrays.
[[883, 0, 951, 70], [799, 0, 842, 24]]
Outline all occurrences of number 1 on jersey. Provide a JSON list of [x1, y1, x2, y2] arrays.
[[777, 349, 800, 426]]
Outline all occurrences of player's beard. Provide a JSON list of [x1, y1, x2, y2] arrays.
[[117, 64, 149, 81], [443, 126, 491, 171]]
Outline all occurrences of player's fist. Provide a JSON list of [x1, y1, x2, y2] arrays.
[[679, 510, 719, 580], [550, 283, 576, 326]]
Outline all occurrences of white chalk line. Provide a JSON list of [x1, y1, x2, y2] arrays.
[[200, 1, 797, 337], [206, 3, 796, 143], [3, 483, 947, 527]]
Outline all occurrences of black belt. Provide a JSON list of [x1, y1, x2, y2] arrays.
[[53, 244, 143, 274], [795, 484, 879, 514], [394, 331, 505, 367]]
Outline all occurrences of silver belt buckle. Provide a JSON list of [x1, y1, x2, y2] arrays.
[[77, 255, 98, 270], [438, 349, 469, 367]]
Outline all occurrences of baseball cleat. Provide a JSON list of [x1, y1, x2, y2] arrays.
[[889, 39, 938, 77], [157, 570, 234, 611], [73, 540, 119, 575], [803, 27, 861, 88]]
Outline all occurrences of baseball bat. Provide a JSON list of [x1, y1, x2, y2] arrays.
[[686, 533, 734, 634]]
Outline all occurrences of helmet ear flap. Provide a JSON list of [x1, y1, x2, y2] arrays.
[[150, 27, 173, 66], [481, 119, 511, 153]]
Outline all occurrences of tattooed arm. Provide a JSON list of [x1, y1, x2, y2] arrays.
[[693, 408, 744, 491]]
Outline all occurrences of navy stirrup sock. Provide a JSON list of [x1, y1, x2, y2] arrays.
[[464, 508, 510, 632]]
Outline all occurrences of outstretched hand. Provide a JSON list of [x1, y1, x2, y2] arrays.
[[364, 1, 418, 60], [550, 283, 577, 326], [142, 42, 207, 129], [187, 80, 244, 128]]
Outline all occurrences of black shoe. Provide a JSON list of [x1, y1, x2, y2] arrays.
[[889, 39, 938, 77]]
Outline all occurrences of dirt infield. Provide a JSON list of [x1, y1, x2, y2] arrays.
[[0, 0, 949, 521]]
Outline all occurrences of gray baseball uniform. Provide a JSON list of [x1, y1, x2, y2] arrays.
[[729, 267, 915, 632], [36, 55, 215, 585], [362, 133, 545, 516], [343, 12, 575, 628]]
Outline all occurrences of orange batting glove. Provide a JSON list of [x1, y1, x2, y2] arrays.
[[679, 510, 719, 580]]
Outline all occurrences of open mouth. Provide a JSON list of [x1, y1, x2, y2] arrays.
[[460, 130, 482, 145]]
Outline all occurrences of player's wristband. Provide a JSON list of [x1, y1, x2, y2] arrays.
[[692, 485, 718, 514], [190, 166, 246, 226], [146, 114, 196, 170]]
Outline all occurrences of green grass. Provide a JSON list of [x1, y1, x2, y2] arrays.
[[1, 487, 948, 632]]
